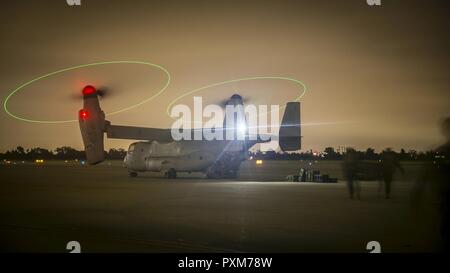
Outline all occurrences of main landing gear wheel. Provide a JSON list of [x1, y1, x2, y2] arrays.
[[166, 168, 177, 179], [128, 171, 138, 177], [206, 167, 238, 179]]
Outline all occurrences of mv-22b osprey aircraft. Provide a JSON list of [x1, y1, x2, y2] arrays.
[[78, 85, 301, 179]]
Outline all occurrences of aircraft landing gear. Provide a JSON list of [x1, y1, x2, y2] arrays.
[[225, 169, 238, 179], [166, 168, 177, 179], [206, 166, 238, 179], [206, 169, 222, 179], [128, 171, 138, 177]]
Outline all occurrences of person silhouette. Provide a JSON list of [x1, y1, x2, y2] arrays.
[[343, 148, 361, 199], [380, 148, 405, 199], [434, 118, 450, 251], [412, 117, 450, 251]]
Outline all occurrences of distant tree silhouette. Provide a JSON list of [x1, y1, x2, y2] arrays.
[[408, 149, 418, 160], [107, 148, 127, 160], [16, 146, 25, 156], [55, 146, 85, 160], [399, 148, 407, 160], [324, 147, 340, 160], [364, 148, 378, 160], [0, 146, 442, 162], [27, 147, 54, 160]]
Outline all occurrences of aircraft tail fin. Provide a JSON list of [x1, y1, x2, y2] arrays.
[[279, 102, 301, 151]]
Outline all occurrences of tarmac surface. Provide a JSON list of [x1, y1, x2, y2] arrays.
[[0, 160, 442, 252]]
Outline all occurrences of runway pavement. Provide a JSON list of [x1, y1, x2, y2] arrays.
[[0, 160, 441, 252]]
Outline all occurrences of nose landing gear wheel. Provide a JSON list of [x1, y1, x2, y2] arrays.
[[128, 172, 138, 177]]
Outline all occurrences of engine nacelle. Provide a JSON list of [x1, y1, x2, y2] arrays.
[[78, 87, 106, 164]]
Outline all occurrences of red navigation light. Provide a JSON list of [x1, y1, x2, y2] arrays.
[[79, 109, 89, 120], [82, 85, 96, 96]]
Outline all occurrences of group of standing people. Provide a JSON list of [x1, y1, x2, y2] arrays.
[[342, 118, 449, 251], [342, 148, 404, 199]]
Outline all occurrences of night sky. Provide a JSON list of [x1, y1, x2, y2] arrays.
[[0, 0, 448, 152]]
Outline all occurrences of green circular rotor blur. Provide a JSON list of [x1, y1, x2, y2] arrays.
[[166, 76, 307, 117], [3, 61, 171, 124]]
